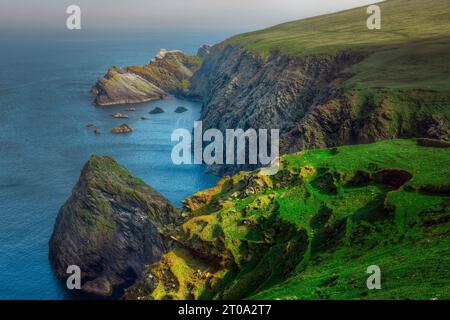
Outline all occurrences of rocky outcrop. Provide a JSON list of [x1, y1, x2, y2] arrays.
[[149, 107, 164, 115], [91, 66, 167, 106], [197, 44, 212, 59], [111, 124, 133, 134], [92, 49, 202, 106], [49, 156, 182, 298], [174, 106, 188, 113]]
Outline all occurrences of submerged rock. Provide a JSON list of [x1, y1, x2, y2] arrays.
[[111, 124, 133, 134], [149, 107, 164, 114], [112, 113, 129, 119], [48, 156, 182, 298], [174, 106, 188, 113]]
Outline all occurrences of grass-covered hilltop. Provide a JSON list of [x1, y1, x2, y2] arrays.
[[125, 139, 449, 300], [231, 0, 450, 90], [191, 0, 450, 174]]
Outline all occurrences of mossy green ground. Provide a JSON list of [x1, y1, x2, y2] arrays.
[[127, 140, 450, 300]]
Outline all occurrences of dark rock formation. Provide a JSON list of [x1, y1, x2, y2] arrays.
[[421, 115, 450, 141], [174, 106, 188, 113], [149, 107, 164, 115], [49, 156, 182, 298], [417, 138, 450, 148]]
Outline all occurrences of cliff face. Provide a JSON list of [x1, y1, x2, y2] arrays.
[[190, 43, 363, 134], [92, 50, 202, 106], [189, 41, 450, 175], [49, 156, 182, 298]]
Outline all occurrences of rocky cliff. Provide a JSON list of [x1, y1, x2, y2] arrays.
[[49, 156, 182, 298], [188, 0, 450, 175], [91, 49, 202, 106]]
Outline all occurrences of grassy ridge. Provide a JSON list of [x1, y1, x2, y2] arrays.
[[231, 0, 450, 92], [231, 0, 450, 57], [126, 140, 450, 300]]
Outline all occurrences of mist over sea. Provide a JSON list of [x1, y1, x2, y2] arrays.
[[0, 30, 230, 299]]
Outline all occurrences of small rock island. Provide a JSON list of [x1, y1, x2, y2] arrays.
[[149, 107, 164, 114], [174, 106, 188, 113], [111, 124, 133, 134]]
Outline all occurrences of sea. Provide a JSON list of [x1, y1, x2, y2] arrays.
[[0, 30, 233, 299]]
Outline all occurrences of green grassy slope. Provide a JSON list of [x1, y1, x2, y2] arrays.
[[231, 0, 450, 92], [232, 0, 450, 57], [126, 140, 450, 300]]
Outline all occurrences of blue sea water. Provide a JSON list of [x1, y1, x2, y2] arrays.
[[0, 30, 231, 299]]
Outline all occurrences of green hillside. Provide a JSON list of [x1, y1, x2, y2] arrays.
[[232, 0, 450, 57], [231, 0, 450, 92], [126, 139, 450, 300]]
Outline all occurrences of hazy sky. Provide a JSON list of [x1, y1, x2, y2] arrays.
[[0, 0, 377, 32]]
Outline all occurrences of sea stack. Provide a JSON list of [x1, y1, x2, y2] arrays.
[[48, 156, 182, 298]]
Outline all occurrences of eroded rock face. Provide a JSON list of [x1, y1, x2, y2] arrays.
[[189, 42, 450, 175], [92, 50, 202, 106], [92, 66, 167, 106], [189, 44, 365, 174], [49, 156, 182, 298]]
